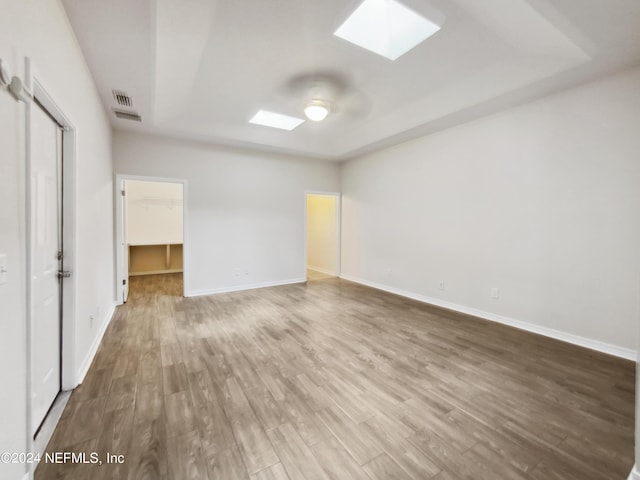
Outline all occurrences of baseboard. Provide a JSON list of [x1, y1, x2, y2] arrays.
[[129, 269, 183, 276], [76, 302, 117, 384], [629, 465, 640, 480], [340, 273, 636, 361], [307, 265, 337, 276], [186, 277, 306, 298]]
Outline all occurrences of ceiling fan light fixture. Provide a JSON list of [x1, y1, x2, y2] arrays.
[[304, 101, 329, 122]]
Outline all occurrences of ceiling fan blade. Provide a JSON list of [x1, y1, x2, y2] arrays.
[[333, 90, 372, 119]]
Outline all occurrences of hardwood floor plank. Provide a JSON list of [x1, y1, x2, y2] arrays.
[[95, 404, 135, 462], [528, 455, 607, 480], [405, 431, 469, 476], [316, 406, 383, 465], [310, 436, 372, 480], [258, 367, 287, 402], [364, 413, 441, 479], [139, 347, 162, 385], [188, 370, 236, 450], [35, 437, 98, 480], [134, 382, 164, 423], [462, 442, 531, 480], [322, 377, 373, 424], [165, 391, 196, 437], [224, 377, 280, 474], [166, 431, 209, 480], [244, 385, 287, 431], [292, 373, 333, 412], [251, 462, 291, 480], [162, 362, 189, 395], [443, 409, 540, 474], [266, 423, 331, 480], [63, 396, 107, 446], [202, 442, 251, 480], [180, 336, 207, 373], [393, 399, 477, 453], [105, 374, 137, 413], [160, 343, 184, 366], [127, 419, 168, 480], [93, 408, 134, 480], [112, 349, 140, 378], [278, 376, 333, 446], [362, 453, 414, 480], [554, 433, 631, 479], [74, 368, 112, 401]]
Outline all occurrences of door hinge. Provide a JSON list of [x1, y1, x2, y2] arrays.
[[57, 251, 63, 260], [57, 270, 72, 279], [122, 279, 127, 285], [121, 190, 126, 196]]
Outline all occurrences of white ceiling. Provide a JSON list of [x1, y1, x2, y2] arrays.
[[61, 0, 640, 160]]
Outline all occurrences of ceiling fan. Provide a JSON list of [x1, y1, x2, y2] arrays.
[[280, 71, 372, 123]]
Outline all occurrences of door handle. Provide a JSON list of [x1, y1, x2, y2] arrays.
[[57, 270, 72, 279]]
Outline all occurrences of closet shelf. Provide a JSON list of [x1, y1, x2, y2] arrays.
[[128, 243, 183, 276]]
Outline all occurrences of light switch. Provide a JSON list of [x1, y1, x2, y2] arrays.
[[0, 254, 7, 285]]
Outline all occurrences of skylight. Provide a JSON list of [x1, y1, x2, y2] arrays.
[[334, 0, 440, 61], [249, 110, 305, 131]]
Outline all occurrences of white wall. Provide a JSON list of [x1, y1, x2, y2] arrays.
[[341, 66, 640, 355], [0, 2, 114, 477], [307, 194, 337, 275], [114, 132, 340, 295], [0, 36, 28, 480], [125, 180, 183, 245]]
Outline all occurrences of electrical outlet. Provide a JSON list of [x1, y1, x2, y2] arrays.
[[491, 287, 499, 299], [438, 280, 445, 290]]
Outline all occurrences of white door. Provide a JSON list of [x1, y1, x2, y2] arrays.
[[121, 180, 129, 302], [31, 103, 62, 433]]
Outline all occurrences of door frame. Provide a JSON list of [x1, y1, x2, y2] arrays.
[[304, 190, 341, 278], [114, 174, 189, 301], [24, 58, 78, 460]]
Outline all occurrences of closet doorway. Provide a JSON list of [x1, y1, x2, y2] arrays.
[[115, 176, 187, 301]]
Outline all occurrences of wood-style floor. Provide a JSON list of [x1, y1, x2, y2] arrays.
[[36, 273, 635, 480]]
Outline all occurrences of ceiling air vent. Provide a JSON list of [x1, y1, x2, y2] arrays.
[[113, 109, 142, 122], [112, 90, 133, 107]]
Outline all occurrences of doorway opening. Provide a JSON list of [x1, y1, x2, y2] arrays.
[[115, 176, 187, 302], [305, 192, 341, 281]]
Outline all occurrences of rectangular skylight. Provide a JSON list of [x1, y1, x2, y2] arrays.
[[334, 0, 441, 61], [249, 110, 304, 131]]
